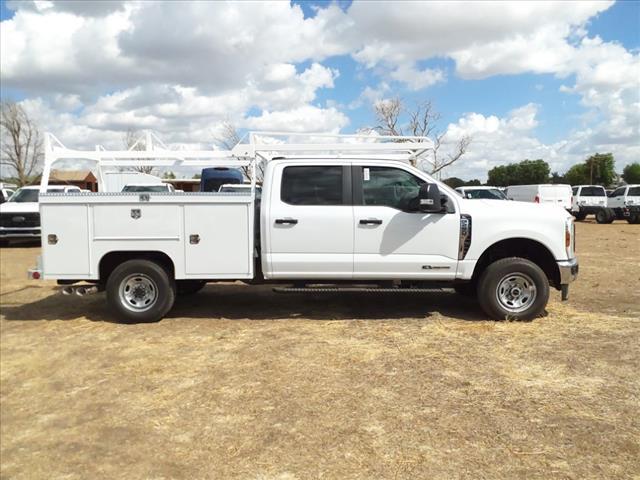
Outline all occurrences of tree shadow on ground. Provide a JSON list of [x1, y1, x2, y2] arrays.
[[1, 283, 494, 323]]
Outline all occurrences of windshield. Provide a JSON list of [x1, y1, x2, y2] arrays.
[[122, 185, 168, 192], [580, 186, 605, 197], [8, 189, 39, 202], [465, 189, 507, 200], [628, 186, 640, 196]]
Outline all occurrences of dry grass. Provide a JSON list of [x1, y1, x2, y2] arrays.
[[1, 221, 639, 479]]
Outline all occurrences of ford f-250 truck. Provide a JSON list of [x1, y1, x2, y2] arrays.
[[29, 132, 578, 322]]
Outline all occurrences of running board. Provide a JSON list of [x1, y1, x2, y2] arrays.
[[273, 287, 447, 294]]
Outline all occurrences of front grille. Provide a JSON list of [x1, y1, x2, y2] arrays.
[[0, 212, 40, 228]]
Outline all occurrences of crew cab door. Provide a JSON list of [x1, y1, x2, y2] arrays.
[[266, 163, 353, 279], [352, 165, 460, 279]]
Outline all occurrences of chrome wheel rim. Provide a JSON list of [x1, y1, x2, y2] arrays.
[[496, 273, 537, 314], [119, 273, 158, 312]]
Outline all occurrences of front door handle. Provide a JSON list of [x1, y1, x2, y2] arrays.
[[275, 218, 298, 225], [359, 218, 383, 225]]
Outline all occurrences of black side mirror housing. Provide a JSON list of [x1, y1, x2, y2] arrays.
[[418, 183, 444, 213]]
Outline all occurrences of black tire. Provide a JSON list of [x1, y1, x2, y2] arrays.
[[106, 259, 176, 323], [0, 239, 9, 247], [627, 213, 640, 224], [573, 212, 587, 221], [454, 282, 476, 297], [477, 257, 549, 321], [595, 208, 614, 224], [176, 280, 207, 295]]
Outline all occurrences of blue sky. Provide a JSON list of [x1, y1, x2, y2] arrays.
[[1, 0, 639, 180]]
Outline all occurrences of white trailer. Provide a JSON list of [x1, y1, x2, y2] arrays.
[[30, 131, 578, 322]]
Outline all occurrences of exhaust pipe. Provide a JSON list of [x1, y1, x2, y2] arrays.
[[61, 286, 74, 295], [76, 286, 99, 297]]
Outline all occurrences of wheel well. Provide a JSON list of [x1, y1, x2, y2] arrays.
[[99, 251, 175, 283], [472, 238, 560, 289]]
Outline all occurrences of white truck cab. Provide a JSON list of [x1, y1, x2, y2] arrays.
[[0, 185, 81, 243], [599, 184, 640, 224], [28, 132, 579, 322], [570, 185, 608, 220]]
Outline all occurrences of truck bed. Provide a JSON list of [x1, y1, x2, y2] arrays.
[[39, 192, 255, 281]]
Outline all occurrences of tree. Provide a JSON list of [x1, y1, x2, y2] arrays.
[[163, 171, 176, 179], [562, 153, 616, 186], [443, 177, 465, 189], [550, 171, 565, 183], [0, 101, 43, 186], [213, 122, 264, 181], [622, 162, 640, 184], [123, 128, 154, 174], [372, 98, 471, 176], [563, 164, 589, 186], [487, 159, 550, 186], [585, 153, 615, 186]]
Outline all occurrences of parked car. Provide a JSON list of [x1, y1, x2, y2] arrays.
[[595, 184, 640, 224], [505, 184, 572, 210], [455, 186, 508, 200], [31, 134, 579, 323], [570, 185, 607, 220], [0, 185, 81, 244], [121, 183, 175, 193]]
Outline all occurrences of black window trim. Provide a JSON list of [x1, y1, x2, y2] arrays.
[[280, 164, 351, 206]]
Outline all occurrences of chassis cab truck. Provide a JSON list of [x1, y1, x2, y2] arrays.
[[30, 132, 579, 322]]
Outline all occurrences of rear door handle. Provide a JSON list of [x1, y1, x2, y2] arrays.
[[275, 218, 298, 225], [359, 218, 383, 225]]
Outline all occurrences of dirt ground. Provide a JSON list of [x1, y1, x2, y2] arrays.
[[1, 220, 639, 479]]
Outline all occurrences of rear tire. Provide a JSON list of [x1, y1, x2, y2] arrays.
[[627, 213, 640, 224], [595, 208, 614, 224], [477, 257, 549, 321], [106, 259, 176, 323]]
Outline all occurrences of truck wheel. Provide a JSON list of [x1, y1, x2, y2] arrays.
[[106, 259, 176, 323], [627, 214, 640, 224], [176, 280, 206, 295], [477, 257, 549, 321], [595, 209, 614, 224]]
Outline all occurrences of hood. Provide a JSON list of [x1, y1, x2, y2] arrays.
[[461, 198, 571, 220], [0, 202, 39, 214]]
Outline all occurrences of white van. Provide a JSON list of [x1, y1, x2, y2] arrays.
[[506, 184, 572, 210]]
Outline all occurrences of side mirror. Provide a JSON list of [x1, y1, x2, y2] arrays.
[[417, 183, 444, 213]]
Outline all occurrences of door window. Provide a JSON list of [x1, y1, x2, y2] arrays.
[[580, 186, 605, 196], [362, 167, 425, 210], [610, 187, 626, 197], [281, 166, 343, 205]]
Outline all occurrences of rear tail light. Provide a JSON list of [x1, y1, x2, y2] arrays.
[[534, 194, 540, 203]]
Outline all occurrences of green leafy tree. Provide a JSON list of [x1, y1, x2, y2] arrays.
[[487, 159, 550, 186], [563, 164, 589, 186], [443, 177, 465, 188], [550, 171, 565, 183], [163, 171, 176, 179], [585, 153, 615, 186], [465, 179, 482, 186], [622, 162, 640, 184]]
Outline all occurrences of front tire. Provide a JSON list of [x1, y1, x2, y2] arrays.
[[477, 257, 549, 320], [106, 259, 176, 323], [628, 213, 640, 224]]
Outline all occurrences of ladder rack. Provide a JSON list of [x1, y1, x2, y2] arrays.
[[40, 131, 434, 192]]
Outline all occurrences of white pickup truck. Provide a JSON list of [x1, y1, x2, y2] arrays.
[[29, 132, 578, 322]]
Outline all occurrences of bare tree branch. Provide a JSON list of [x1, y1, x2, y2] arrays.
[[0, 101, 42, 185], [371, 97, 471, 174], [213, 122, 263, 182], [122, 128, 154, 174]]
